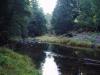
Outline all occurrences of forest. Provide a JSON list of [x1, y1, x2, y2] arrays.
[[0, 0, 100, 75]]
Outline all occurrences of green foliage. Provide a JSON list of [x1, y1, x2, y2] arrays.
[[51, 0, 78, 34], [76, 0, 100, 31], [76, 0, 94, 30], [0, 0, 31, 38], [36, 34, 100, 50], [8, 0, 31, 37], [92, 0, 100, 31], [0, 47, 40, 75], [28, 0, 47, 36], [51, 0, 100, 32], [36, 35, 95, 49]]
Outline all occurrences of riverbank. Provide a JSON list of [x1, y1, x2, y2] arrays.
[[0, 47, 40, 75], [35, 33, 100, 50]]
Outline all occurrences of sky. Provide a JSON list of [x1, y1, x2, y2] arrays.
[[38, 0, 57, 14]]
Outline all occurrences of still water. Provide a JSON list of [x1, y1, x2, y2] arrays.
[[16, 43, 100, 75], [41, 51, 60, 75]]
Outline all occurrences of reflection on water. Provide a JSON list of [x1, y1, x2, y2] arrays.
[[41, 51, 60, 75], [15, 43, 100, 75]]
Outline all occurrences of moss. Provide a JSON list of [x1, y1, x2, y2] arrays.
[[0, 47, 40, 75]]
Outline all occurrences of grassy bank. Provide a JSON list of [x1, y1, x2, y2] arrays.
[[36, 35, 100, 50], [0, 47, 40, 75]]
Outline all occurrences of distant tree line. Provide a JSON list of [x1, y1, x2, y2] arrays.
[[51, 0, 100, 35], [0, 0, 46, 45], [28, 0, 47, 37]]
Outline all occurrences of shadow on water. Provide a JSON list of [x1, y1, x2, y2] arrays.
[[14, 42, 100, 75]]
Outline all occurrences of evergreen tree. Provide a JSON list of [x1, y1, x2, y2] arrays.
[[0, 0, 31, 45], [51, 0, 78, 34], [93, 0, 100, 31], [7, 0, 31, 38], [76, 0, 96, 31], [28, 0, 47, 36]]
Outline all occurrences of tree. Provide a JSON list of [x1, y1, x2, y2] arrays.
[[0, 0, 8, 32], [0, 0, 31, 45], [51, 0, 79, 34], [93, 0, 100, 31], [0, 0, 31, 38], [76, 0, 96, 31], [28, 0, 47, 36], [8, 0, 31, 38]]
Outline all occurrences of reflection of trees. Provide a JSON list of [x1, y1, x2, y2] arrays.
[[55, 56, 100, 75], [15, 43, 100, 75], [15, 43, 48, 68]]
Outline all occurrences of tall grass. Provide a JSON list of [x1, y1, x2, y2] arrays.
[[36, 35, 98, 49], [0, 47, 40, 75]]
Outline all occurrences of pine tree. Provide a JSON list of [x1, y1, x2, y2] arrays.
[[51, 0, 78, 34]]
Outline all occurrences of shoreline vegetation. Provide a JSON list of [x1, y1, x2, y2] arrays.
[[35, 34, 100, 50], [8, 32, 100, 50], [0, 47, 40, 75]]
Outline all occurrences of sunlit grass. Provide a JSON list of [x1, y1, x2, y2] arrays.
[[0, 47, 40, 75], [10, 36, 22, 41], [36, 35, 100, 49]]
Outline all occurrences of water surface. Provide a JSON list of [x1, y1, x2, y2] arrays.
[[16, 43, 100, 75]]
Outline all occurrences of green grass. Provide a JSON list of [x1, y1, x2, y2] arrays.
[[10, 36, 22, 41], [0, 47, 40, 75], [36, 35, 100, 49]]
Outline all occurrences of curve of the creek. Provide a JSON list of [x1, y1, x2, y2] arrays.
[[13, 42, 100, 75]]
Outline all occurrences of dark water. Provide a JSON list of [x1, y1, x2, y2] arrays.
[[15, 43, 100, 75]]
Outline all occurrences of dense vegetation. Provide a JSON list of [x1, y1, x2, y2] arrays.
[[35, 0, 100, 49], [0, 0, 46, 44], [51, 0, 78, 34], [76, 0, 100, 31], [0, 0, 31, 38], [0, 0, 100, 74], [51, 0, 100, 34], [36, 35, 100, 49], [28, 0, 47, 37], [0, 0, 100, 43], [0, 0, 46, 74]]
